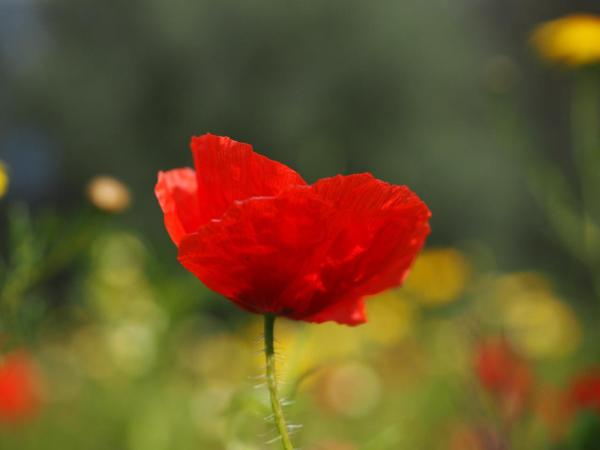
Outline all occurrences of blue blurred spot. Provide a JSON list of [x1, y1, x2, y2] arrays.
[[1, 128, 60, 200]]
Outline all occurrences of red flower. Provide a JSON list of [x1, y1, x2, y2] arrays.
[[156, 134, 430, 325], [0, 352, 43, 424], [474, 337, 534, 419], [566, 369, 600, 417], [475, 337, 533, 395]]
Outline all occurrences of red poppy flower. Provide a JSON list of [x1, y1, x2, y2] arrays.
[[566, 369, 600, 417], [474, 337, 534, 419], [156, 134, 430, 325], [0, 351, 43, 424]]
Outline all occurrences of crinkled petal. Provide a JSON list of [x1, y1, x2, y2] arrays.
[[312, 173, 427, 213], [178, 187, 330, 315], [155, 168, 201, 245], [178, 173, 430, 326], [283, 174, 431, 320], [315, 173, 431, 292], [190, 134, 306, 224]]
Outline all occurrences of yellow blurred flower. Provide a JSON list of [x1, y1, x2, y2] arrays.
[[0, 161, 8, 199], [86, 175, 131, 213], [360, 292, 416, 346], [531, 14, 600, 67], [491, 273, 581, 359], [403, 248, 471, 306]]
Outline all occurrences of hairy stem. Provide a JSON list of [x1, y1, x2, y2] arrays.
[[264, 314, 294, 450]]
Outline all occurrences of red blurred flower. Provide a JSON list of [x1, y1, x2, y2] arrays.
[[156, 134, 430, 325], [566, 369, 600, 417], [474, 337, 534, 419], [0, 352, 43, 424]]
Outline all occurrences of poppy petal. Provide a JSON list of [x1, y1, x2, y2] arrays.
[[303, 296, 367, 325], [190, 134, 306, 224], [310, 173, 431, 298], [271, 174, 430, 323], [177, 187, 330, 315], [155, 168, 202, 245], [312, 173, 427, 214]]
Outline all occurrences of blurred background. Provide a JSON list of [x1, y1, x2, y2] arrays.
[[2, 0, 600, 449]]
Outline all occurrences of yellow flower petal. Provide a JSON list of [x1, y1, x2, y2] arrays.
[[491, 273, 581, 359], [359, 292, 416, 345], [531, 14, 600, 67], [403, 248, 471, 306], [0, 161, 9, 199]]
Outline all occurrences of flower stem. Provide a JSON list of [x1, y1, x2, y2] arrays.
[[264, 314, 294, 450], [571, 70, 600, 213], [571, 70, 600, 299]]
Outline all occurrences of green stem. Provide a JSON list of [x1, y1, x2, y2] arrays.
[[571, 70, 600, 298], [264, 314, 294, 450], [572, 73, 599, 224]]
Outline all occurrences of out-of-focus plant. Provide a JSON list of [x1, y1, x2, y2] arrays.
[[527, 14, 600, 303], [0, 175, 132, 346], [0, 205, 58, 344], [567, 369, 600, 417], [474, 336, 534, 423], [547, 368, 600, 450]]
